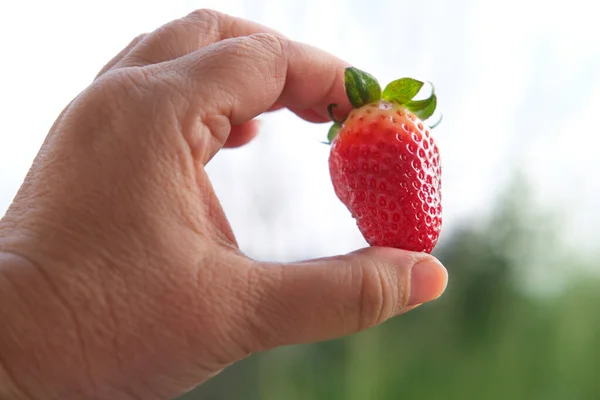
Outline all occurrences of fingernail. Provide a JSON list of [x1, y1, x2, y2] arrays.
[[408, 259, 448, 306]]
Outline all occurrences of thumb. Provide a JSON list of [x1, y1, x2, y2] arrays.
[[244, 247, 448, 351]]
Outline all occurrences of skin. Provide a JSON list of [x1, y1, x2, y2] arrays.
[[0, 9, 448, 400]]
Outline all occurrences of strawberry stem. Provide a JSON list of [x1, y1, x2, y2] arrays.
[[327, 104, 344, 124]]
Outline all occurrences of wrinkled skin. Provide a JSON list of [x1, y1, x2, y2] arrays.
[[0, 9, 448, 400]]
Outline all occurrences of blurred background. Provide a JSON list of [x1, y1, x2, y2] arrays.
[[2, 0, 600, 398]]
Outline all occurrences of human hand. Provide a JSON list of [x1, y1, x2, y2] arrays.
[[0, 9, 448, 399]]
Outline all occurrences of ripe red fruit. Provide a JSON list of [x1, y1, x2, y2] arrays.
[[327, 67, 442, 253]]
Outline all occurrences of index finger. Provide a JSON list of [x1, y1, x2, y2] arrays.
[[114, 9, 286, 69], [171, 33, 353, 127]]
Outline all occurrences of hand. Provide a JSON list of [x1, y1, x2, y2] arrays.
[[0, 9, 448, 400]]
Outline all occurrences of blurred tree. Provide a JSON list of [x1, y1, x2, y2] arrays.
[[181, 173, 600, 399]]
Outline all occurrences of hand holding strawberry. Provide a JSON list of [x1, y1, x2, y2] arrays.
[[0, 11, 448, 399], [328, 67, 443, 253]]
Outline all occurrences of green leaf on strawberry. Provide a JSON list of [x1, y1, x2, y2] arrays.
[[381, 77, 424, 104], [326, 122, 341, 144], [344, 67, 382, 109], [406, 93, 437, 120]]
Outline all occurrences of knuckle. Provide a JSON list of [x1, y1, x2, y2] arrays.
[[216, 33, 285, 59], [240, 34, 288, 85], [179, 9, 224, 47], [186, 8, 221, 23], [246, 32, 287, 57], [132, 32, 148, 44], [128, 24, 181, 66], [355, 258, 398, 331]]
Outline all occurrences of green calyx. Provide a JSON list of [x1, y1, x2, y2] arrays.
[[324, 67, 441, 144], [382, 77, 438, 121], [344, 67, 382, 109]]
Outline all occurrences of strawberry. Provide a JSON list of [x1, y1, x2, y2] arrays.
[[326, 67, 442, 253]]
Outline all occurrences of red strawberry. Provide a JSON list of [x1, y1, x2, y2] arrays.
[[327, 67, 442, 253]]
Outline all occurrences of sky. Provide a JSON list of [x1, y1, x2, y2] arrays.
[[1, 0, 598, 271]]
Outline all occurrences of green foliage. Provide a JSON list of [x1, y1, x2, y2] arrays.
[[344, 67, 382, 109], [382, 78, 424, 104], [181, 175, 600, 399]]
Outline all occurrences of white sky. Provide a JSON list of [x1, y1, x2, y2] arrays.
[[1, 0, 598, 270]]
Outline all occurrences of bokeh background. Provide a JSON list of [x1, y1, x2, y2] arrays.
[[2, 0, 599, 398]]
